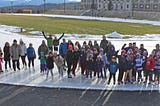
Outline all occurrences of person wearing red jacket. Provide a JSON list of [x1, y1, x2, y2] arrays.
[[144, 54, 155, 84]]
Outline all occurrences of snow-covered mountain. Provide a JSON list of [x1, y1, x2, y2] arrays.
[[0, 0, 80, 7]]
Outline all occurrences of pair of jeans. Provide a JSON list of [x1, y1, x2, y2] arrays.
[[46, 69, 53, 79]]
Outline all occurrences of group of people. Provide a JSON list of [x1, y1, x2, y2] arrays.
[[0, 33, 160, 85]]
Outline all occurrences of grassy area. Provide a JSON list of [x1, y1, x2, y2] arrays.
[[0, 14, 160, 35]]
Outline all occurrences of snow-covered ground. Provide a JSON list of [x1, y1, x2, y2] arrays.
[[1, 20, 160, 91]]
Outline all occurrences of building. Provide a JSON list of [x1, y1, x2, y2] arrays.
[[81, 0, 132, 11], [81, 0, 160, 12], [133, 0, 160, 12]]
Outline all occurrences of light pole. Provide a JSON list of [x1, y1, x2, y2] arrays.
[[10, 0, 13, 13], [64, 0, 66, 13], [43, 0, 46, 13], [91, 0, 94, 16]]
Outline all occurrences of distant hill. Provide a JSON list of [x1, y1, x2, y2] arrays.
[[0, 2, 81, 13], [0, 0, 80, 7]]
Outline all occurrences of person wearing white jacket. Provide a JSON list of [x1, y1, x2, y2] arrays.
[[20, 39, 27, 70]]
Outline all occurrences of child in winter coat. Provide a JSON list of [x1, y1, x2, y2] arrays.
[[0, 47, 3, 72], [54, 54, 64, 78], [108, 56, 118, 85], [124, 53, 134, 84], [46, 52, 54, 80], [134, 53, 144, 83], [86, 54, 94, 79], [39, 51, 47, 73], [144, 54, 155, 84], [96, 56, 104, 78], [99, 48, 108, 79], [27, 43, 36, 71]]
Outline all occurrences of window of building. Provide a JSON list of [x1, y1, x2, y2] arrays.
[[145, 4, 150, 9], [139, 4, 144, 8], [153, 4, 158, 9], [127, 4, 129, 8], [134, 4, 138, 8]]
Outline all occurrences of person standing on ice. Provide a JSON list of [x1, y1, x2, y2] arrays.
[[42, 31, 64, 52], [100, 35, 108, 54], [19, 39, 27, 70], [72, 46, 80, 76], [38, 40, 48, 73], [117, 50, 127, 85], [66, 45, 74, 78], [108, 56, 118, 85], [54, 53, 64, 78], [59, 38, 68, 67], [10, 39, 21, 71], [27, 43, 36, 71], [46, 52, 54, 80], [144, 54, 155, 84], [3, 42, 11, 71], [0, 47, 3, 72], [38, 40, 48, 57]]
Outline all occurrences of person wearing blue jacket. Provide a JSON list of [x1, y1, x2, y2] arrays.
[[59, 38, 68, 67], [27, 43, 36, 71], [108, 56, 118, 85]]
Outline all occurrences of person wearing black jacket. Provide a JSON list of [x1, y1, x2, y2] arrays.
[[66, 45, 74, 78], [71, 46, 80, 76], [46, 52, 54, 80], [117, 50, 127, 85], [3, 42, 11, 71]]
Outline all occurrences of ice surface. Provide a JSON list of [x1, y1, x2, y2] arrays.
[[1, 20, 160, 90]]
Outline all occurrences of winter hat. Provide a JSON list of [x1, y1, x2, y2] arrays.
[[68, 44, 73, 49]]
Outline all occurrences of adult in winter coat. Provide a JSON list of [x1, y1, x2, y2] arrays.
[[20, 40, 27, 70], [79, 47, 87, 75], [66, 45, 74, 78], [27, 43, 36, 71], [100, 35, 108, 53], [139, 44, 148, 56], [107, 41, 116, 62], [59, 38, 68, 66], [53, 33, 64, 51], [72, 46, 80, 76], [38, 40, 48, 58], [0, 48, 3, 72], [117, 50, 127, 84], [144, 54, 155, 84], [10, 39, 21, 71], [3, 42, 11, 71]]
